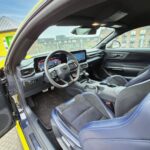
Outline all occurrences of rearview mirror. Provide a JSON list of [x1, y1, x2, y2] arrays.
[[71, 27, 98, 35]]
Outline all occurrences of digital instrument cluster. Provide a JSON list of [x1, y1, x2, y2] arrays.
[[38, 58, 61, 71]]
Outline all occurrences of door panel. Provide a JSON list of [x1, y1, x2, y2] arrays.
[[0, 79, 14, 137], [103, 49, 150, 78]]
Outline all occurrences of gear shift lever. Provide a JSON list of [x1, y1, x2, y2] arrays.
[[83, 71, 90, 82]]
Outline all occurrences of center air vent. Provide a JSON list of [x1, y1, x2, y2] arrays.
[[20, 68, 35, 78]]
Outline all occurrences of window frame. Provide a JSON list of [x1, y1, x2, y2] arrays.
[[105, 26, 150, 51]]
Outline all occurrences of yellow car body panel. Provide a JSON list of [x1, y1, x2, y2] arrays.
[[0, 58, 5, 69], [16, 121, 30, 150], [0, 31, 16, 57]]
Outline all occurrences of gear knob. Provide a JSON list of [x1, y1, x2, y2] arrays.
[[84, 71, 89, 77]]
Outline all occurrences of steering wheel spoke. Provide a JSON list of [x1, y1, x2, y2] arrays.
[[60, 79, 68, 84], [59, 74, 73, 85], [69, 74, 74, 80]]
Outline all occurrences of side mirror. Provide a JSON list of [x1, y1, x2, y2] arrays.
[[71, 27, 98, 35], [107, 40, 121, 48]]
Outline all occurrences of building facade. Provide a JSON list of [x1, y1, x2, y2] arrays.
[[0, 16, 17, 57]]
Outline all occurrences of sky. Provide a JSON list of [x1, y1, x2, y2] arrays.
[[0, 0, 38, 24]]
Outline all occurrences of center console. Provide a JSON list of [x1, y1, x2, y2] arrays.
[[80, 78, 125, 102], [67, 72, 125, 103], [67, 50, 125, 102]]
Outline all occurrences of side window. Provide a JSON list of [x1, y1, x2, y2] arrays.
[[106, 26, 150, 50]]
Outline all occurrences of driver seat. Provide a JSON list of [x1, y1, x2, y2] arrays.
[[51, 80, 150, 150]]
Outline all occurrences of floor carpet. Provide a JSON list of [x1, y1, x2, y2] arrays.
[[31, 89, 72, 130]]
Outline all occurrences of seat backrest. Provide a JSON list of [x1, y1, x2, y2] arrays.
[[126, 67, 150, 87], [115, 79, 150, 117], [79, 93, 150, 150]]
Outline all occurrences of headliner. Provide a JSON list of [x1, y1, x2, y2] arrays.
[[58, 0, 150, 29]]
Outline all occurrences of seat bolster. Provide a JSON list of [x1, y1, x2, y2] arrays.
[[51, 108, 81, 148], [103, 75, 128, 86], [126, 69, 150, 87], [79, 93, 150, 150]]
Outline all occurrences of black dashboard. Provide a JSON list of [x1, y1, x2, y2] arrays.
[[18, 49, 104, 97], [34, 50, 87, 72]]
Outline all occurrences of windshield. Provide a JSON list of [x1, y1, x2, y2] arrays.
[[27, 26, 114, 57]]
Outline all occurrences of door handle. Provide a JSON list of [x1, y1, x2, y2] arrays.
[[112, 54, 121, 58], [111, 54, 124, 58], [113, 54, 123, 58]]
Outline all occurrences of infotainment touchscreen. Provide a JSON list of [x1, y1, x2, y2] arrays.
[[71, 50, 87, 63]]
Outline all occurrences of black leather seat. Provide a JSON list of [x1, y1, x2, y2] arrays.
[[51, 80, 150, 150], [103, 66, 150, 87]]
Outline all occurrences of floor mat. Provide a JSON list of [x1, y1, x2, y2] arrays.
[[31, 89, 72, 130]]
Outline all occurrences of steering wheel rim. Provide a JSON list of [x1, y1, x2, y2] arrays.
[[44, 50, 80, 88]]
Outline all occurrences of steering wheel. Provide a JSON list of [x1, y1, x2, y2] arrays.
[[44, 50, 80, 88]]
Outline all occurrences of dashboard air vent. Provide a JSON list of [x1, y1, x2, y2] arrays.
[[20, 68, 35, 78]]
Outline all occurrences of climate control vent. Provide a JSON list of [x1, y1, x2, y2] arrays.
[[20, 68, 35, 78]]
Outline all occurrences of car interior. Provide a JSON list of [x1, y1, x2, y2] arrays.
[[2, 0, 150, 149]]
